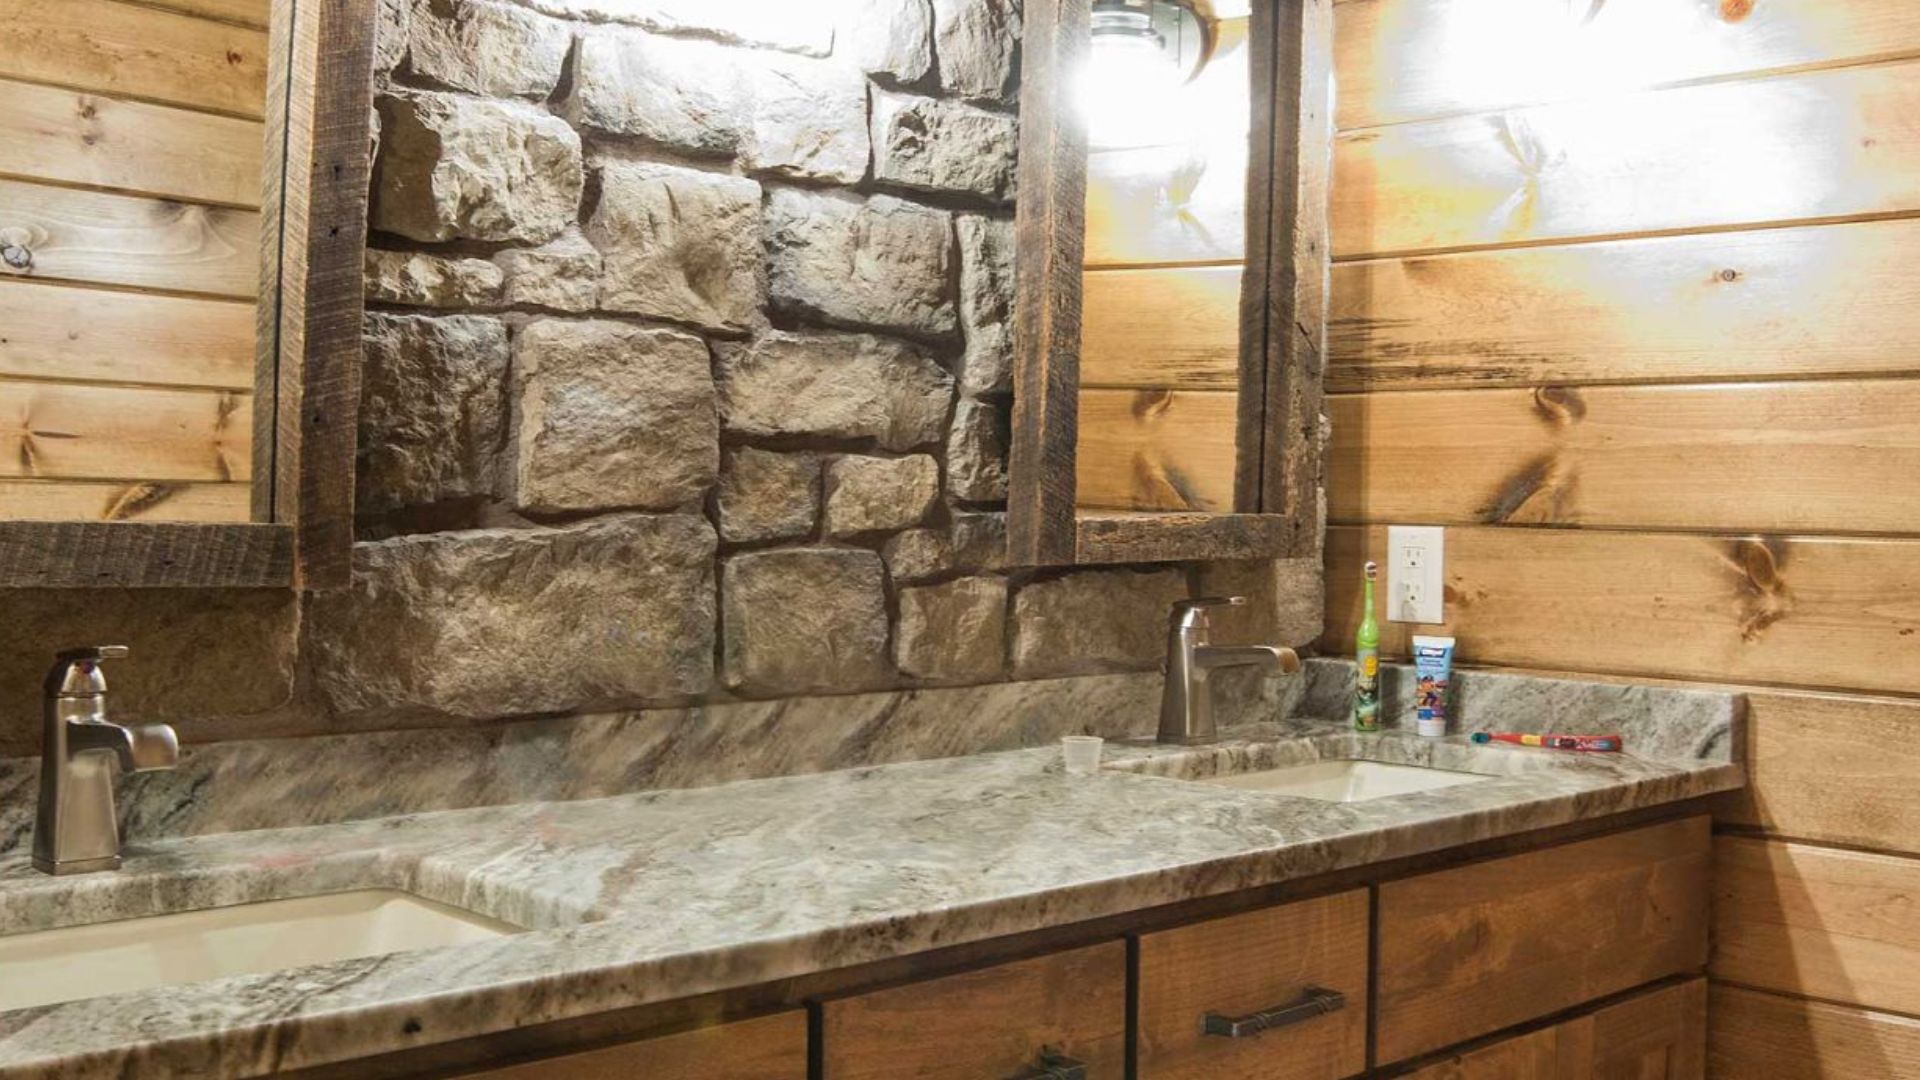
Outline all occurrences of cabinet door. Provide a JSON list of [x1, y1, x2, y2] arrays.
[[1586, 978, 1706, 1080], [1401, 979, 1705, 1080], [454, 1010, 806, 1079], [820, 940, 1127, 1080], [1376, 817, 1711, 1064], [1136, 889, 1370, 1080]]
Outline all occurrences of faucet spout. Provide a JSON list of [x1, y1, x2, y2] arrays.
[[1194, 644, 1302, 674], [66, 720, 179, 773]]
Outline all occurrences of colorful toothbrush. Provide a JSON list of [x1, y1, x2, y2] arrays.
[[1470, 732, 1623, 753]]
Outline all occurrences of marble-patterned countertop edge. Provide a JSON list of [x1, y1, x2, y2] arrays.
[[0, 720, 1741, 1079]]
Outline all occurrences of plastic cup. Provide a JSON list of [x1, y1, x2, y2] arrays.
[[1061, 735, 1104, 775]]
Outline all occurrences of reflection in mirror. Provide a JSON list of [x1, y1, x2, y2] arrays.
[[0, 0, 272, 525], [1077, 0, 1250, 515]]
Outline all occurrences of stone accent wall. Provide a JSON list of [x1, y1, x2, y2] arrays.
[[0, 0, 1322, 756], [325, 0, 1323, 726]]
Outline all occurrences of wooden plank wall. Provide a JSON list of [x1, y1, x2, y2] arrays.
[[1322, 2, 1920, 1075], [0, 0, 266, 523], [1076, 17, 1251, 513]]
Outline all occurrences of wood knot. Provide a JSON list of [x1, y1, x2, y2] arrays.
[[1718, 268, 1740, 283], [1736, 538, 1782, 591], [1719, 0, 1754, 22], [1730, 537, 1792, 642], [104, 484, 177, 522], [1, 244, 31, 271], [1131, 390, 1175, 420], [1531, 386, 1586, 427]]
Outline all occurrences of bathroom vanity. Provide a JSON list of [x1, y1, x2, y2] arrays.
[[0, 663, 1741, 1080], [450, 815, 1710, 1080]]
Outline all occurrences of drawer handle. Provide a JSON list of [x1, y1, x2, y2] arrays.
[[1009, 1047, 1087, 1079], [1202, 986, 1346, 1039]]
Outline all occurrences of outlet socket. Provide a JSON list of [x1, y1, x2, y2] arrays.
[[1387, 525, 1445, 624]]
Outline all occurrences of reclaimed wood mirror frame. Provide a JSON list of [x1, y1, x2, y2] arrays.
[[1008, 0, 1332, 565], [0, 0, 376, 591]]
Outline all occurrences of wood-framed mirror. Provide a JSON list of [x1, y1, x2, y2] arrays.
[[0, 0, 376, 590], [1008, 0, 1331, 565]]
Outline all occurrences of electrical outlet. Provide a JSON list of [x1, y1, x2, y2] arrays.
[[1388, 525, 1445, 624], [1401, 580, 1425, 611]]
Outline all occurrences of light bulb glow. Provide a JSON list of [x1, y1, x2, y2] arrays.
[[1079, 10, 1186, 150]]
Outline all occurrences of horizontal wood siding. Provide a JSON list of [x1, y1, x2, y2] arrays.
[[0, 381, 252, 483], [1713, 837, 1920, 1018], [1710, 985, 1920, 1079], [1075, 389, 1238, 513], [1325, 526, 1920, 694], [1327, 380, 1920, 533], [0, 280, 256, 389], [1718, 691, 1920, 856], [0, 0, 264, 524], [0, 480, 252, 523], [1085, 142, 1247, 268], [1328, 219, 1920, 392], [0, 180, 259, 298], [0, 0, 269, 118], [1331, 1, 1920, 1072], [1081, 266, 1240, 391], [1332, 61, 1920, 260], [137, 0, 271, 29], [0, 78, 263, 208], [1335, 0, 1920, 132]]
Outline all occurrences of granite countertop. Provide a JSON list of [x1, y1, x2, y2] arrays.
[[0, 702, 1741, 1079]]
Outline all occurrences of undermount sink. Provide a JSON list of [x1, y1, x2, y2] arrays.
[[1195, 760, 1490, 802], [0, 889, 520, 1012]]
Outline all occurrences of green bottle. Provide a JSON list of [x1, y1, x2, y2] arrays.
[[1354, 561, 1381, 731]]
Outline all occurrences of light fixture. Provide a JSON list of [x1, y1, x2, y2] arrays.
[[1080, 0, 1214, 150]]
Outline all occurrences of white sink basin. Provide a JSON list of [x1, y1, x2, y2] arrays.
[[0, 889, 520, 1012], [1197, 760, 1489, 802]]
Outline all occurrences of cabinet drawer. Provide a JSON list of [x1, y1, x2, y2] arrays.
[[1399, 977, 1706, 1080], [454, 1010, 806, 1079], [1137, 889, 1369, 1080], [820, 940, 1127, 1080], [1376, 817, 1711, 1064]]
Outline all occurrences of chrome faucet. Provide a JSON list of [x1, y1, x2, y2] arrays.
[[1158, 598, 1301, 745], [33, 646, 179, 875]]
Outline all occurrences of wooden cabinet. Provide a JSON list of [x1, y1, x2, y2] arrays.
[[1136, 889, 1370, 1080], [1586, 978, 1707, 1080], [453, 1010, 806, 1080], [1375, 817, 1711, 1064], [819, 940, 1127, 1080], [1401, 978, 1706, 1080]]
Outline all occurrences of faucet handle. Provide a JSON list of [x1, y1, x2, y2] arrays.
[[1170, 596, 1246, 627], [55, 646, 130, 663], [46, 646, 129, 696]]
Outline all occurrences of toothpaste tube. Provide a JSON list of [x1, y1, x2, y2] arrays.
[[1411, 635, 1455, 738]]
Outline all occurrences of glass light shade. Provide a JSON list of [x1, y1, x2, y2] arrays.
[[1080, 17, 1186, 149]]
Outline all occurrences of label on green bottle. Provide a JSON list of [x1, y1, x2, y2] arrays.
[[1353, 648, 1380, 732]]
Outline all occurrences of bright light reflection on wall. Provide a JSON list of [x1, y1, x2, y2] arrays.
[[1434, 0, 1737, 108], [1082, 17, 1250, 264]]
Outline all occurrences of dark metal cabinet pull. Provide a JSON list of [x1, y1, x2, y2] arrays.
[[1008, 1047, 1087, 1079], [1202, 985, 1346, 1038]]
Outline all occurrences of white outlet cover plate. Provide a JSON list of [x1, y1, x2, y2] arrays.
[[1387, 525, 1445, 624]]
